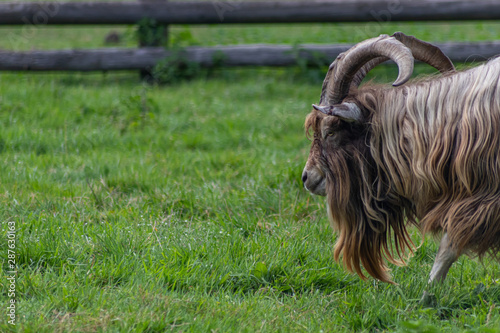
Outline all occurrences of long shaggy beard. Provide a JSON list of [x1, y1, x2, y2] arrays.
[[325, 146, 416, 283]]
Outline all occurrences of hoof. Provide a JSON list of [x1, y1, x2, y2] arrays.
[[419, 291, 437, 307]]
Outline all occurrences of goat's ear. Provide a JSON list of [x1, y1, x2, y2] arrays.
[[332, 102, 363, 123], [312, 104, 331, 115], [313, 103, 363, 123]]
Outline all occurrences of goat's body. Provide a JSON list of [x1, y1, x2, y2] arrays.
[[367, 57, 500, 257], [303, 33, 500, 285]]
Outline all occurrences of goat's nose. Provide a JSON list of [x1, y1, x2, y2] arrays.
[[301, 171, 308, 184]]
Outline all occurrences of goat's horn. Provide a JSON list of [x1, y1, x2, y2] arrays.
[[350, 57, 389, 90], [320, 34, 414, 105], [392, 32, 455, 73], [350, 33, 455, 89]]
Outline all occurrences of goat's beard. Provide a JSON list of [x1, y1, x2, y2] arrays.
[[324, 148, 415, 283]]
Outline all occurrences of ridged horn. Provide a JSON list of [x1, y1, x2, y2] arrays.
[[392, 32, 455, 73], [351, 32, 455, 88], [319, 34, 414, 106]]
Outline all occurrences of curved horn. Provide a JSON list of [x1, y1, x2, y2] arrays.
[[320, 34, 414, 105], [350, 32, 455, 88], [350, 57, 389, 90], [392, 32, 455, 73]]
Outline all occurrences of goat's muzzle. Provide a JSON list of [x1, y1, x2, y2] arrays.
[[302, 166, 327, 196]]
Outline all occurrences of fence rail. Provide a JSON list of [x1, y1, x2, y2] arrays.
[[3, 1, 500, 25], [1, 1, 499, 73], [1, 42, 498, 72]]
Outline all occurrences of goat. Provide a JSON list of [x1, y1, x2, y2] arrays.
[[302, 32, 500, 288]]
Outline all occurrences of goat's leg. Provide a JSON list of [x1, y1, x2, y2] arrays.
[[428, 233, 459, 284], [420, 233, 459, 305]]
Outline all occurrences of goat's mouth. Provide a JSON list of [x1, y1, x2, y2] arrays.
[[303, 177, 327, 196]]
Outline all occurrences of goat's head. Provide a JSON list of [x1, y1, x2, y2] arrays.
[[301, 33, 455, 282], [302, 32, 455, 198]]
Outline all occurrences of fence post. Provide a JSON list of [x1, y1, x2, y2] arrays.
[[138, 0, 169, 82]]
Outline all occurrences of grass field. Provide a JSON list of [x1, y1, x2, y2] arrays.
[[1, 15, 500, 332]]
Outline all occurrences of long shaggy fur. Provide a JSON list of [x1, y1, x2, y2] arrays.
[[306, 57, 500, 282]]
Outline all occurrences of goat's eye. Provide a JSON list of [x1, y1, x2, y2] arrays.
[[325, 131, 334, 138]]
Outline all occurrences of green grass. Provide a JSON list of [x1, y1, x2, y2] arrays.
[[1, 17, 500, 332], [2, 19, 500, 50]]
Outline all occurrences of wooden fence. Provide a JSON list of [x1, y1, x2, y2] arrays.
[[3, 1, 500, 25], [2, 42, 499, 72], [1, 1, 500, 72]]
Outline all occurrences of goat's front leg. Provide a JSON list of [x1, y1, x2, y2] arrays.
[[421, 233, 460, 305], [428, 233, 459, 283]]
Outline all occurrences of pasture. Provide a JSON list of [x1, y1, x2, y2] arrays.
[[2, 19, 500, 332]]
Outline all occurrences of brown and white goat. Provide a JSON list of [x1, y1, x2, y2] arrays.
[[302, 32, 500, 287]]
